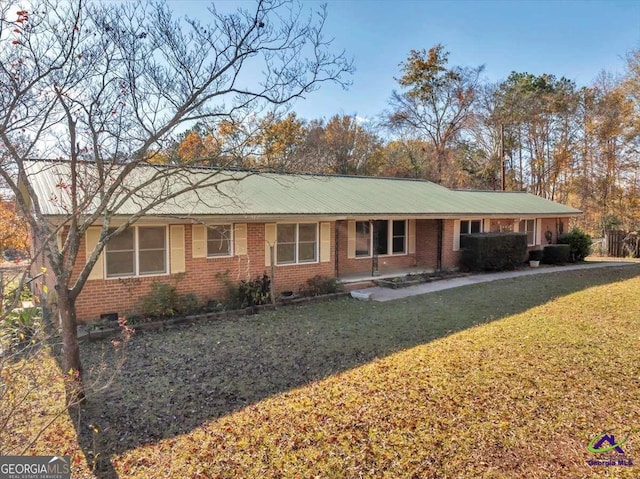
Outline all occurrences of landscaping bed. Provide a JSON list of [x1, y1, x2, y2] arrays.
[[374, 271, 468, 289], [79, 291, 350, 341]]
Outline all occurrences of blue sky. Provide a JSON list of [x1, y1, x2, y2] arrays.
[[308, 0, 640, 121], [167, 1, 639, 121]]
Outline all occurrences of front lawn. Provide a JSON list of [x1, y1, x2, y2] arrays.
[[4, 264, 640, 478]]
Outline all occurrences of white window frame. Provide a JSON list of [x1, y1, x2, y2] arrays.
[[457, 218, 483, 250], [490, 220, 514, 233], [357, 220, 408, 257], [206, 224, 233, 258], [276, 223, 319, 265], [519, 219, 536, 246], [390, 219, 407, 255], [460, 219, 483, 236], [355, 221, 372, 258], [105, 225, 169, 279]]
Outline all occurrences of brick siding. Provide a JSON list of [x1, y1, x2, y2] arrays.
[[41, 216, 571, 322], [72, 222, 334, 322]]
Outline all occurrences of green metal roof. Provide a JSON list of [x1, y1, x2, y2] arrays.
[[25, 160, 581, 218]]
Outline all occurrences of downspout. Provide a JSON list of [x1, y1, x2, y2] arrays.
[[437, 219, 443, 271]]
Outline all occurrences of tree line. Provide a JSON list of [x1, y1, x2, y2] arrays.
[[158, 45, 640, 237]]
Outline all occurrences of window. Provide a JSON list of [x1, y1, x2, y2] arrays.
[[106, 228, 135, 277], [460, 219, 482, 235], [519, 219, 536, 246], [277, 224, 296, 264], [298, 224, 317, 262], [138, 227, 166, 274], [374, 220, 388, 255], [458, 219, 483, 249], [355, 220, 407, 257], [355, 221, 371, 257], [392, 220, 406, 254], [277, 223, 317, 264], [207, 224, 232, 257], [490, 220, 514, 233], [106, 226, 167, 278]]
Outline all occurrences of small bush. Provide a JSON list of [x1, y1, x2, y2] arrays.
[[177, 293, 199, 314], [299, 275, 344, 297], [461, 233, 528, 271], [542, 244, 570, 264], [224, 273, 272, 309], [558, 227, 592, 262], [240, 274, 271, 308], [138, 282, 201, 319], [139, 282, 180, 318], [1, 308, 42, 353], [528, 249, 543, 262]]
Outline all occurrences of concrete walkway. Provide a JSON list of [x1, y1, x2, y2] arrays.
[[352, 261, 638, 302]]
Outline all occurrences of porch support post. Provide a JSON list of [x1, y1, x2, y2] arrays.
[[335, 221, 340, 278], [371, 220, 379, 276], [437, 219, 443, 271]]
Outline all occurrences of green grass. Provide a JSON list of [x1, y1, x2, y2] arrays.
[[4, 264, 640, 478]]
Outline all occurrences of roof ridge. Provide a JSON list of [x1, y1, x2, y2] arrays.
[[452, 189, 530, 194]]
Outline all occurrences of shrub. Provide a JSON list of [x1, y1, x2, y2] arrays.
[[221, 273, 272, 309], [461, 233, 528, 271], [1, 308, 42, 353], [177, 293, 199, 314], [299, 275, 344, 297], [138, 282, 201, 319], [542, 244, 570, 264], [237, 273, 271, 308], [528, 249, 543, 262], [558, 227, 592, 262], [139, 282, 180, 318]]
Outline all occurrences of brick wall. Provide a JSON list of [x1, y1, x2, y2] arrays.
[[57, 216, 575, 321], [441, 219, 461, 269], [415, 219, 439, 268], [73, 222, 334, 322]]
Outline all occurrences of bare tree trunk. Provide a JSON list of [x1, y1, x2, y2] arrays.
[[436, 146, 446, 184], [57, 288, 85, 404]]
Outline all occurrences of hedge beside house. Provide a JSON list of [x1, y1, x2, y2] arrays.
[[461, 233, 528, 271], [542, 244, 570, 264], [558, 227, 592, 262]]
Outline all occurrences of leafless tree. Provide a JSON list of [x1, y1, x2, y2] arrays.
[[0, 0, 352, 401]]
